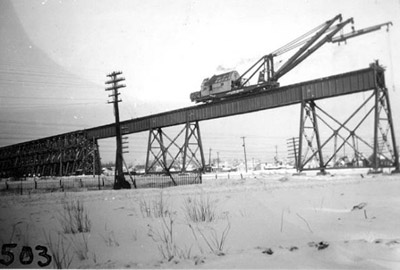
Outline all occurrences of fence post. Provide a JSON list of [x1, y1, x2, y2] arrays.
[[34, 180, 37, 190], [98, 174, 101, 190]]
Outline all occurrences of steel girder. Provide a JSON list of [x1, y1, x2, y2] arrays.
[[297, 80, 399, 172], [84, 65, 383, 140], [0, 63, 398, 176], [0, 132, 101, 178], [145, 121, 205, 175]]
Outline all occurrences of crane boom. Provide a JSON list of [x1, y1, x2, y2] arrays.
[[273, 14, 344, 81], [273, 17, 354, 81], [232, 15, 392, 92], [331, 21, 392, 44]]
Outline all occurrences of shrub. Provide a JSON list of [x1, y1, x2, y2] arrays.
[[59, 199, 91, 234], [147, 212, 191, 262], [147, 212, 176, 261], [43, 230, 73, 269], [138, 192, 169, 218], [188, 220, 231, 256], [70, 233, 89, 261], [183, 194, 217, 223]]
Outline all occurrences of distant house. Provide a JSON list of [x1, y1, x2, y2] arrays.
[[133, 165, 146, 174], [102, 167, 114, 176]]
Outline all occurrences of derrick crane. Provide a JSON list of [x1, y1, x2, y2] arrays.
[[233, 14, 392, 91], [190, 14, 392, 103]]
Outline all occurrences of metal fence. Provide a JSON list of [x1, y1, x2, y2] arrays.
[[0, 173, 202, 195], [134, 173, 202, 189]]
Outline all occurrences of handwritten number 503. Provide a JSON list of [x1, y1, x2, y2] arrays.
[[0, 244, 52, 267]]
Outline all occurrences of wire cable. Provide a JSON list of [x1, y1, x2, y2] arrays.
[[272, 22, 326, 55]]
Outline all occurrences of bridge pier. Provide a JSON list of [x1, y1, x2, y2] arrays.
[[372, 83, 399, 173], [145, 121, 205, 174], [297, 100, 326, 173], [0, 132, 101, 178], [297, 72, 399, 173]]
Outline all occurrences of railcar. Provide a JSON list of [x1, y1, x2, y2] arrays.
[[190, 71, 241, 103], [190, 70, 277, 103]]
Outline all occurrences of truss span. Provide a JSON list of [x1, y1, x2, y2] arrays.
[[0, 63, 393, 177], [87, 64, 384, 139]]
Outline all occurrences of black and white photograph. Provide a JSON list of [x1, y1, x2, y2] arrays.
[[0, 0, 400, 268]]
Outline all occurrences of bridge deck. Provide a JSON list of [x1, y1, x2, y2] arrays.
[[87, 64, 382, 139], [0, 64, 385, 177], [0, 64, 383, 151]]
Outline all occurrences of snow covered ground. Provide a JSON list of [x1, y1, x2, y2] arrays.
[[0, 170, 399, 269]]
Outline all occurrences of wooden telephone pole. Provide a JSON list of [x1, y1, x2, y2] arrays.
[[105, 71, 131, 189], [241, 136, 248, 172]]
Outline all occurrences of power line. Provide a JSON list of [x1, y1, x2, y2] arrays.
[[0, 61, 107, 81], [0, 102, 103, 111], [0, 95, 104, 101]]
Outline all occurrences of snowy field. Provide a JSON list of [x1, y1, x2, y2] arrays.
[[0, 170, 399, 269]]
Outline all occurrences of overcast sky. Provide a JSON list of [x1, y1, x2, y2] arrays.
[[1, 0, 399, 165]]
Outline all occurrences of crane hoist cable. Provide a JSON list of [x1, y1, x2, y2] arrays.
[[271, 23, 347, 56], [238, 16, 392, 94], [272, 22, 328, 56], [386, 29, 395, 92]]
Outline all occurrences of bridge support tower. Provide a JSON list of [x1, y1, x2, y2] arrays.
[[145, 121, 205, 179], [297, 67, 399, 173]]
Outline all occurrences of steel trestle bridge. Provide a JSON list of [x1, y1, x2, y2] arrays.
[[0, 62, 398, 178]]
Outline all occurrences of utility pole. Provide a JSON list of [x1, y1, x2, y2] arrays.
[[292, 137, 298, 169], [59, 151, 62, 176], [217, 152, 220, 171], [105, 71, 131, 189], [208, 148, 212, 166], [241, 136, 248, 172], [92, 137, 96, 178]]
